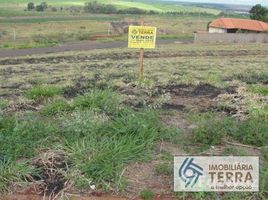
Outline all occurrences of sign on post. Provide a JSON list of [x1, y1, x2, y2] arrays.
[[128, 26, 157, 49], [128, 25, 157, 78]]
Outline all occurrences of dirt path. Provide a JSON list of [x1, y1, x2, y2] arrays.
[[0, 39, 186, 58]]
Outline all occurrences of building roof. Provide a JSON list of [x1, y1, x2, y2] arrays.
[[209, 18, 268, 32]]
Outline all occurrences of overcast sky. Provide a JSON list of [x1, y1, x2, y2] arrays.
[[168, 0, 268, 5]]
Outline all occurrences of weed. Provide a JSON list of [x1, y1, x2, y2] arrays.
[[63, 108, 175, 186], [192, 113, 234, 146], [0, 160, 34, 192], [0, 99, 8, 110], [234, 73, 268, 84], [73, 89, 121, 114], [248, 84, 268, 96], [232, 117, 268, 147], [222, 147, 246, 156], [0, 114, 58, 160], [140, 189, 154, 200], [40, 99, 73, 116], [160, 151, 173, 161], [192, 113, 268, 147], [25, 85, 62, 100], [155, 163, 172, 176]]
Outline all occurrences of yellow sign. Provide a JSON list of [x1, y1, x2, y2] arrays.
[[128, 26, 157, 49]]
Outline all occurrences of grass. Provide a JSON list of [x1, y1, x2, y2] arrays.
[[248, 84, 268, 96], [73, 89, 121, 114], [191, 112, 268, 148], [0, 43, 268, 198], [140, 189, 154, 200], [40, 99, 73, 116], [0, 89, 179, 191], [0, 160, 35, 192], [25, 85, 62, 100], [155, 163, 172, 176]]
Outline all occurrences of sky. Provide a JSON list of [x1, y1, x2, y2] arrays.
[[167, 0, 268, 5]]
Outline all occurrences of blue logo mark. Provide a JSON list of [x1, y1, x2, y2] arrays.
[[179, 158, 203, 188]]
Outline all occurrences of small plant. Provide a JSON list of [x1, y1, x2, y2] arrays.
[[140, 189, 154, 200], [0, 99, 8, 110], [248, 84, 268, 96], [222, 147, 246, 156], [155, 163, 172, 176], [73, 89, 121, 114], [0, 160, 34, 192], [25, 85, 62, 100], [40, 99, 73, 116], [192, 113, 234, 146], [192, 112, 268, 147]]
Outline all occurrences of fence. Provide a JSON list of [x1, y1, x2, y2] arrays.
[[194, 32, 268, 43]]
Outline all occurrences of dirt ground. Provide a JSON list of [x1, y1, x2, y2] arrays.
[[0, 43, 266, 199]]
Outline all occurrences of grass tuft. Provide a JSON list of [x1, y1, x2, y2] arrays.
[[73, 89, 121, 114], [248, 84, 268, 96], [0, 160, 34, 192], [140, 189, 154, 200], [25, 85, 62, 100], [40, 99, 73, 116], [192, 113, 268, 147]]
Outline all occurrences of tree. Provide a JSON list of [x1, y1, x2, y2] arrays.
[[249, 4, 268, 22], [40, 2, 48, 10], [35, 2, 48, 12], [36, 5, 44, 11], [27, 2, 35, 11]]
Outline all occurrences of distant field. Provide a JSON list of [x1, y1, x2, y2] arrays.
[[0, 0, 221, 17], [0, 14, 213, 49]]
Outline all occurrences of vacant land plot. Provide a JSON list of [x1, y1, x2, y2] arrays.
[[0, 43, 267, 199]]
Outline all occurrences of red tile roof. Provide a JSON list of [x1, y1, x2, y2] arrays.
[[210, 18, 268, 32]]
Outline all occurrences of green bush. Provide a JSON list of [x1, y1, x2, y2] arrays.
[[25, 85, 62, 100]]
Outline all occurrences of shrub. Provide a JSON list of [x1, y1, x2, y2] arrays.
[[27, 2, 35, 10], [35, 2, 48, 12], [84, 1, 116, 14], [25, 85, 62, 100], [51, 7, 57, 12]]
